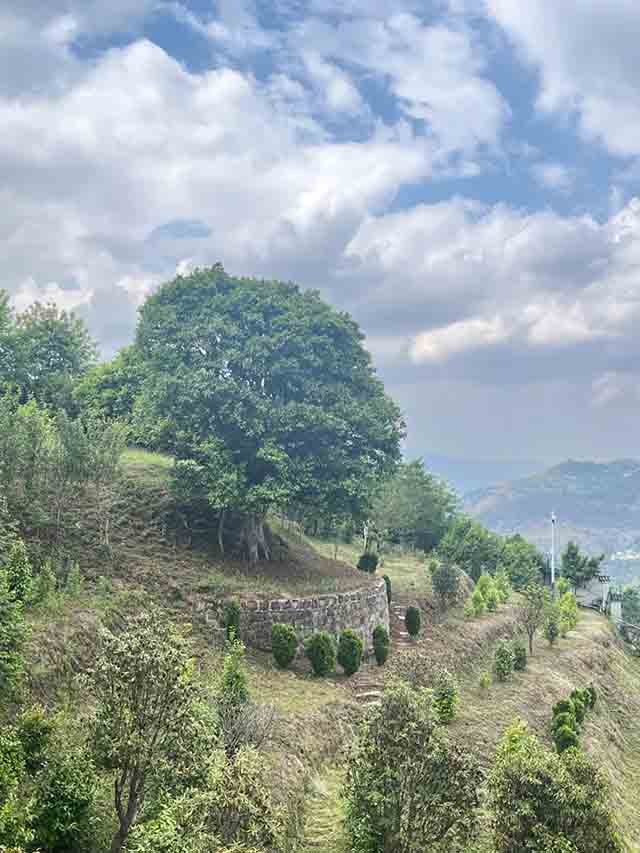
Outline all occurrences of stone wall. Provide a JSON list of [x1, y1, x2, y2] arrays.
[[195, 577, 390, 656]]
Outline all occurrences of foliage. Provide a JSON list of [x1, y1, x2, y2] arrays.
[[91, 607, 199, 853], [271, 623, 298, 669], [0, 566, 27, 702], [370, 459, 457, 552], [344, 683, 481, 853], [0, 726, 32, 849], [543, 603, 561, 646], [518, 583, 549, 654], [31, 736, 97, 853], [512, 640, 527, 672], [437, 516, 501, 582], [2, 300, 96, 412], [488, 720, 623, 852], [382, 574, 392, 606], [223, 599, 241, 642], [64, 562, 83, 598], [479, 671, 492, 691], [15, 706, 53, 773], [4, 541, 32, 605], [476, 574, 493, 599], [337, 629, 363, 676], [357, 553, 378, 574], [34, 561, 58, 606], [556, 577, 570, 597], [493, 566, 512, 603], [463, 597, 475, 619], [215, 637, 257, 758], [622, 586, 640, 625], [431, 562, 460, 611], [553, 725, 579, 754], [432, 667, 459, 724], [561, 541, 605, 590], [305, 632, 337, 677], [559, 591, 579, 635], [73, 346, 147, 432], [135, 266, 404, 561], [485, 584, 499, 613], [498, 534, 546, 589], [471, 587, 485, 617], [494, 641, 515, 682], [373, 625, 389, 666], [405, 606, 421, 637]]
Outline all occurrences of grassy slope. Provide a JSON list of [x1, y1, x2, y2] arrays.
[[24, 449, 640, 850]]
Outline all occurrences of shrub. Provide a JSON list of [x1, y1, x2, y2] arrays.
[[559, 591, 579, 632], [463, 597, 475, 619], [35, 560, 58, 605], [479, 671, 492, 691], [64, 562, 83, 598], [553, 724, 579, 753], [552, 699, 575, 718], [271, 623, 297, 669], [494, 640, 515, 682], [432, 667, 459, 723], [552, 712, 577, 735], [405, 606, 421, 637], [586, 684, 597, 708], [512, 639, 527, 672], [431, 562, 460, 611], [5, 540, 33, 604], [476, 573, 493, 598], [544, 605, 561, 646], [16, 706, 53, 773], [305, 632, 336, 676], [383, 574, 392, 606], [486, 584, 499, 612], [223, 599, 241, 641], [471, 587, 485, 617], [556, 577, 570, 596], [494, 567, 512, 603], [337, 629, 364, 676], [570, 692, 586, 726], [357, 553, 378, 574], [373, 625, 390, 666]]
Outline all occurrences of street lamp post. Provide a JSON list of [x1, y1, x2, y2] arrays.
[[551, 512, 556, 593]]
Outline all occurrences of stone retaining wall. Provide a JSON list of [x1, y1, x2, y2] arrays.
[[195, 578, 390, 656]]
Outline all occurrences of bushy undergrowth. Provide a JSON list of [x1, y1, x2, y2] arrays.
[[494, 640, 515, 682], [432, 667, 459, 724]]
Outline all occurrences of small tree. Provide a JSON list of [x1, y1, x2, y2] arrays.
[[432, 667, 459, 724], [91, 608, 199, 853], [485, 584, 499, 613], [223, 599, 241, 641], [519, 583, 549, 654], [357, 553, 378, 574], [64, 562, 83, 598], [0, 567, 27, 702], [35, 561, 58, 606], [488, 720, 623, 853], [271, 623, 297, 669], [471, 587, 485, 617], [559, 591, 579, 633], [494, 641, 515, 682], [494, 566, 512, 604], [544, 603, 561, 646], [382, 574, 392, 606], [305, 632, 336, 676], [561, 541, 604, 590], [344, 683, 481, 853], [4, 540, 32, 605], [373, 625, 389, 666], [431, 562, 460, 611], [338, 629, 364, 676]]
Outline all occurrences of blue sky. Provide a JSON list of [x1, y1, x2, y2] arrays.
[[3, 0, 640, 462]]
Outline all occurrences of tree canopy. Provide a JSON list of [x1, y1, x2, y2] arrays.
[[135, 265, 405, 561], [437, 515, 501, 582], [561, 541, 605, 590]]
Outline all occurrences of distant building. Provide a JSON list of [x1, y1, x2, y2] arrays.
[[574, 574, 612, 612]]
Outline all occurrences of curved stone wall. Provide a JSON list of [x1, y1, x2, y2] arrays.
[[197, 577, 390, 656]]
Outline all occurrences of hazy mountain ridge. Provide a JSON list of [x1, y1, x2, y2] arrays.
[[464, 459, 640, 578]]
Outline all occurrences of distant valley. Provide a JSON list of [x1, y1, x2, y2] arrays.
[[464, 459, 640, 584]]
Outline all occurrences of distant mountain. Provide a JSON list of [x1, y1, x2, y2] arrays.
[[421, 452, 543, 495], [464, 459, 640, 582]]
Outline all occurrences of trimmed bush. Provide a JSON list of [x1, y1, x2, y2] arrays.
[[405, 606, 421, 637], [552, 699, 575, 718], [570, 692, 586, 726], [223, 599, 241, 641], [544, 605, 561, 646], [553, 724, 579, 753], [373, 625, 389, 666], [338, 629, 364, 676], [271, 623, 297, 670], [494, 640, 515, 682], [432, 667, 459, 724], [305, 632, 337, 677], [512, 639, 528, 672], [383, 574, 392, 606], [357, 553, 378, 574]]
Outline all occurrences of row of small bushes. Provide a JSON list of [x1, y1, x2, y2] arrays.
[[479, 637, 528, 687], [271, 623, 391, 675], [552, 686, 597, 753]]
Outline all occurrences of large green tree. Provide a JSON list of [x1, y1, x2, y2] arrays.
[[371, 459, 457, 552], [561, 541, 605, 590], [437, 515, 501, 582], [135, 266, 404, 561]]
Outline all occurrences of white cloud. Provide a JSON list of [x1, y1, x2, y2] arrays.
[[411, 315, 509, 362], [485, 0, 640, 158], [531, 162, 574, 192]]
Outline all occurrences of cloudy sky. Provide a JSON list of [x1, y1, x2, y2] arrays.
[[3, 0, 640, 463]]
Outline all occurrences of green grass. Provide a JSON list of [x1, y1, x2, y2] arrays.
[[120, 448, 173, 486], [301, 767, 347, 853]]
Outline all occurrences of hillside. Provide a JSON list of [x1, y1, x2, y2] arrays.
[[465, 459, 640, 580]]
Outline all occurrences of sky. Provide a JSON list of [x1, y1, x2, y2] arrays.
[[3, 0, 640, 464]]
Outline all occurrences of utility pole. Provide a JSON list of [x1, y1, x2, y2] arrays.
[[551, 512, 557, 592]]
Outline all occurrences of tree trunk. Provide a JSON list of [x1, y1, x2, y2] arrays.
[[241, 513, 271, 563], [218, 508, 226, 557]]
